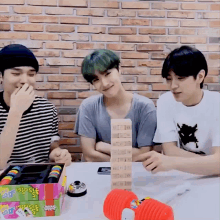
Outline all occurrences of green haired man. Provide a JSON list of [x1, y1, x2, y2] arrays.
[[75, 49, 158, 162]]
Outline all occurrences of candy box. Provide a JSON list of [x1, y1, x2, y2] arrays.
[[0, 163, 67, 219]]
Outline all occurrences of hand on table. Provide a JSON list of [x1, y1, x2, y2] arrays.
[[49, 148, 72, 166], [142, 151, 174, 174]]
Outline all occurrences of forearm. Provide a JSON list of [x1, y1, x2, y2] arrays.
[[84, 151, 110, 162], [0, 109, 22, 169], [132, 147, 152, 162], [172, 154, 220, 175]]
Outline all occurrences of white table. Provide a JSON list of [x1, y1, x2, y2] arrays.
[[2, 162, 220, 220]]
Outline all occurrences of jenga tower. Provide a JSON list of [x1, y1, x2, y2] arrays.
[[111, 119, 132, 191]]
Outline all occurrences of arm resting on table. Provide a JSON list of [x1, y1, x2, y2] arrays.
[[163, 142, 220, 175], [81, 136, 110, 162]]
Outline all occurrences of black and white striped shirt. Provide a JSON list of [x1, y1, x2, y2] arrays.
[[0, 91, 59, 164]]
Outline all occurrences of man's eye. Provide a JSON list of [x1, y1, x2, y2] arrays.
[[12, 73, 20, 75], [93, 78, 98, 83], [106, 72, 111, 76], [166, 78, 171, 81], [178, 77, 185, 80], [28, 74, 35, 77]]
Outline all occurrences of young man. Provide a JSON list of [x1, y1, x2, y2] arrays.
[[75, 49, 157, 162], [139, 46, 220, 175], [0, 44, 72, 170]]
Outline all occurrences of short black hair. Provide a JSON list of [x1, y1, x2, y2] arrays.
[[162, 46, 208, 88], [81, 49, 120, 84]]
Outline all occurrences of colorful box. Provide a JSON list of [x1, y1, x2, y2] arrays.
[[0, 163, 67, 219]]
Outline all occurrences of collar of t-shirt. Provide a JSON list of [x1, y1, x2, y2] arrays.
[[0, 91, 33, 115]]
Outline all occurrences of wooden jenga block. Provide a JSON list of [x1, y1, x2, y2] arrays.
[[111, 119, 132, 191]]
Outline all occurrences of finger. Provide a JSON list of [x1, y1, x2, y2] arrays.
[[135, 151, 153, 162], [20, 83, 29, 92], [151, 166, 160, 174], [12, 87, 21, 96], [142, 157, 154, 168], [145, 161, 158, 172], [26, 85, 34, 94]]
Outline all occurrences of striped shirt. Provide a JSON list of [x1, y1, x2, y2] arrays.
[[0, 91, 59, 164]]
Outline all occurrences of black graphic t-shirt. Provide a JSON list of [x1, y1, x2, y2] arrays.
[[153, 90, 220, 155]]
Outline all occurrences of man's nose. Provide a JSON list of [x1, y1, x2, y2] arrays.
[[171, 79, 178, 90], [20, 74, 28, 84], [101, 77, 109, 88]]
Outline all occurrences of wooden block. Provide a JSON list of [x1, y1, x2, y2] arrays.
[[111, 119, 132, 191]]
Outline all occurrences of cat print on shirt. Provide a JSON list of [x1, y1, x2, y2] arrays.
[[177, 123, 205, 155]]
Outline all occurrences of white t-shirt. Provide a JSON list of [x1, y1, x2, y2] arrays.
[[153, 90, 220, 155]]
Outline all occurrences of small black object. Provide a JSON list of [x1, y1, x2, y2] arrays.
[[67, 181, 87, 197], [97, 167, 111, 175]]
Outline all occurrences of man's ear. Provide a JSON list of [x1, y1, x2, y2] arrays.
[[197, 69, 205, 83]]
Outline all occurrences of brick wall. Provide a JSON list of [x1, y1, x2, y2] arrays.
[[0, 0, 219, 161]]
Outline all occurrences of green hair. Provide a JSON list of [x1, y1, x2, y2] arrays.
[[81, 49, 120, 84]]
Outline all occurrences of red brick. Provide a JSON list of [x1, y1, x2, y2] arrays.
[[138, 76, 164, 83], [35, 91, 46, 97], [138, 11, 165, 18], [107, 44, 135, 51], [77, 8, 105, 17], [0, 6, 9, 12], [210, 4, 220, 10], [61, 67, 81, 74], [61, 17, 89, 24], [48, 92, 76, 99], [31, 33, 59, 41], [181, 3, 208, 10], [120, 75, 135, 82], [198, 29, 220, 37], [35, 83, 59, 90], [78, 91, 100, 98], [76, 59, 83, 67], [121, 35, 150, 43], [121, 2, 149, 9], [152, 84, 169, 91], [202, 12, 220, 19], [62, 131, 78, 137], [108, 9, 136, 17], [122, 83, 149, 91], [91, 2, 119, 8], [204, 76, 219, 83], [76, 76, 87, 82], [76, 43, 105, 50], [46, 58, 75, 66], [61, 34, 88, 41], [151, 36, 178, 43], [181, 36, 206, 44], [121, 52, 149, 59], [37, 58, 44, 66], [78, 26, 105, 34], [208, 69, 219, 75], [59, 0, 87, 7], [36, 74, 44, 82], [63, 99, 83, 106], [108, 27, 136, 35], [14, 6, 42, 14], [62, 50, 90, 58], [0, 0, 24, 4], [151, 53, 168, 60], [152, 3, 179, 10], [139, 28, 166, 35], [12, 41, 43, 49], [33, 50, 59, 57], [0, 23, 10, 31], [167, 11, 195, 18], [122, 19, 150, 26], [46, 25, 75, 33], [63, 116, 76, 122], [169, 28, 196, 35], [196, 44, 220, 52], [137, 91, 160, 99], [14, 24, 43, 32], [150, 69, 161, 75], [120, 60, 136, 67], [48, 75, 75, 82], [92, 18, 120, 25], [137, 44, 164, 51], [0, 15, 25, 22], [121, 68, 148, 75], [92, 34, 119, 42], [207, 59, 220, 68], [152, 20, 178, 27], [0, 33, 27, 39], [59, 123, 75, 130], [39, 67, 59, 74], [29, 15, 59, 23], [45, 7, 73, 15], [46, 42, 73, 49], [138, 61, 163, 68], [209, 53, 220, 60], [48, 99, 61, 106], [27, 0, 57, 6], [210, 21, 220, 27], [181, 20, 208, 27], [60, 83, 90, 90]]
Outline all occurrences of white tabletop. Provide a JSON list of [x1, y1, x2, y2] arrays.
[[2, 162, 220, 220]]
